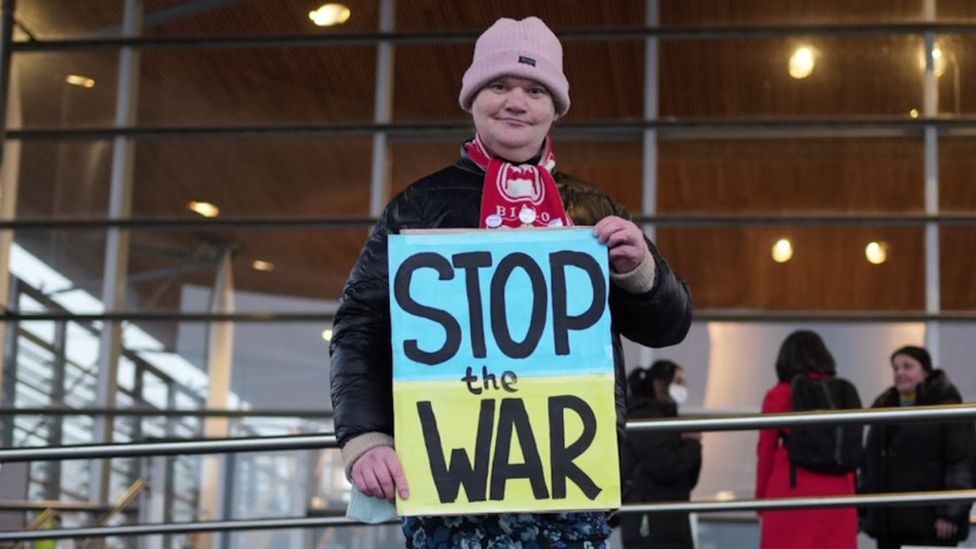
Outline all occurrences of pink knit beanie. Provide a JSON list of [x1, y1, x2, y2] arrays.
[[459, 16, 570, 116]]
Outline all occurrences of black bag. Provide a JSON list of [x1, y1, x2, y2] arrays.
[[785, 375, 864, 486]]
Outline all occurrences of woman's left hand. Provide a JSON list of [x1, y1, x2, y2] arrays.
[[593, 216, 648, 274], [935, 518, 958, 539]]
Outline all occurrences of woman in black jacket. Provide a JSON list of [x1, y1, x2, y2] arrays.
[[860, 345, 976, 549], [620, 360, 701, 549], [329, 15, 693, 549]]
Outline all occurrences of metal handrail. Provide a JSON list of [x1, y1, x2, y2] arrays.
[[0, 500, 126, 512], [9, 22, 976, 53], [0, 490, 974, 541], [4, 212, 976, 231], [5, 310, 976, 323], [6, 116, 976, 142], [0, 407, 333, 418], [1, 403, 974, 462]]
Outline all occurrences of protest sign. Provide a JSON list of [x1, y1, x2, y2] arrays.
[[389, 228, 620, 516]]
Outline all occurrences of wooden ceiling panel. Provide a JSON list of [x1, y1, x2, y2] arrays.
[[657, 227, 926, 310], [659, 139, 923, 213], [660, 0, 924, 25], [941, 138, 976, 211], [391, 140, 644, 214], [131, 138, 373, 217], [137, 46, 377, 125], [395, 1, 645, 31], [661, 36, 924, 117], [936, 35, 975, 115], [942, 228, 976, 310]]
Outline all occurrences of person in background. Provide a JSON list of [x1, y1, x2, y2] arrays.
[[620, 360, 701, 549], [754, 330, 858, 549], [860, 345, 976, 549], [329, 15, 693, 548]]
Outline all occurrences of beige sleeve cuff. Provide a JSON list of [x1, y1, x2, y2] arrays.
[[609, 247, 656, 294], [341, 431, 395, 479]]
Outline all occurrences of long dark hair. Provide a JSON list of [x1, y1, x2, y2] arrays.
[[628, 359, 680, 400], [775, 330, 836, 383]]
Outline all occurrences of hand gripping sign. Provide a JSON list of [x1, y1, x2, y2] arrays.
[[388, 228, 620, 516]]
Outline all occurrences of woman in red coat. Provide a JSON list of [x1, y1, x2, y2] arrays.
[[755, 330, 859, 549]]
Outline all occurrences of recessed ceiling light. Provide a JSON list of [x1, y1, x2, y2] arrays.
[[909, 108, 919, 118], [772, 238, 794, 263], [918, 43, 948, 77], [309, 3, 350, 27], [65, 74, 95, 88], [188, 201, 219, 218], [252, 260, 275, 272], [865, 241, 889, 265], [788, 46, 815, 79], [321, 328, 333, 341]]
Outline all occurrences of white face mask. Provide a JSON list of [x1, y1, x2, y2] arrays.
[[668, 384, 688, 405]]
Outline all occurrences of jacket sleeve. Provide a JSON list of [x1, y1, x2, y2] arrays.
[[755, 387, 787, 499], [937, 414, 976, 522], [631, 430, 703, 487], [329, 193, 420, 448], [606, 203, 693, 349]]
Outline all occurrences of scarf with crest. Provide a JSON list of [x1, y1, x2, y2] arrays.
[[464, 135, 572, 229]]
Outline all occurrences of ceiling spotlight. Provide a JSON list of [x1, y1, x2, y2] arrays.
[[252, 260, 275, 272], [65, 74, 95, 88], [309, 3, 351, 27], [788, 46, 816, 79], [321, 328, 333, 342], [188, 200, 220, 218], [909, 108, 919, 119], [918, 43, 948, 77], [772, 238, 794, 263], [865, 241, 889, 265]]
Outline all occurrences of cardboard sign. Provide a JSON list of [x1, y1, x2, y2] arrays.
[[388, 228, 620, 516]]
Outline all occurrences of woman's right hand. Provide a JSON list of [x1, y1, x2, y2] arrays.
[[350, 445, 410, 502]]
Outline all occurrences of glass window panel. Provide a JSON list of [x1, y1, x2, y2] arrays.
[[938, 0, 976, 20], [935, 35, 975, 114], [143, 0, 380, 36], [12, 52, 120, 129], [391, 139, 644, 213], [136, 46, 376, 125], [129, 138, 372, 217], [660, 36, 925, 117], [657, 227, 925, 310], [941, 137, 976, 309], [17, 0, 379, 38], [13, 46, 376, 127], [397, 1, 645, 31], [394, 41, 644, 122], [661, 0, 925, 25], [659, 138, 923, 212]]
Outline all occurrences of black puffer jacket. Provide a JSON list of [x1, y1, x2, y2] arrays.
[[330, 155, 694, 450], [620, 396, 701, 549], [860, 370, 976, 545]]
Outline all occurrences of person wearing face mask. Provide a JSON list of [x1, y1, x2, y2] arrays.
[[619, 360, 701, 549], [329, 15, 693, 548], [859, 346, 976, 549]]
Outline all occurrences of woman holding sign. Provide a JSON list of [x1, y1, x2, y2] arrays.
[[330, 15, 693, 549]]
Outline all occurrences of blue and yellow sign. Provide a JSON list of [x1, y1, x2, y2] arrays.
[[388, 228, 620, 516]]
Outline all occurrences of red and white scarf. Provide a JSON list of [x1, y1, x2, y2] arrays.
[[464, 135, 573, 229]]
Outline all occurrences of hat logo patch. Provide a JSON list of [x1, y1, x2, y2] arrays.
[[518, 55, 536, 67]]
